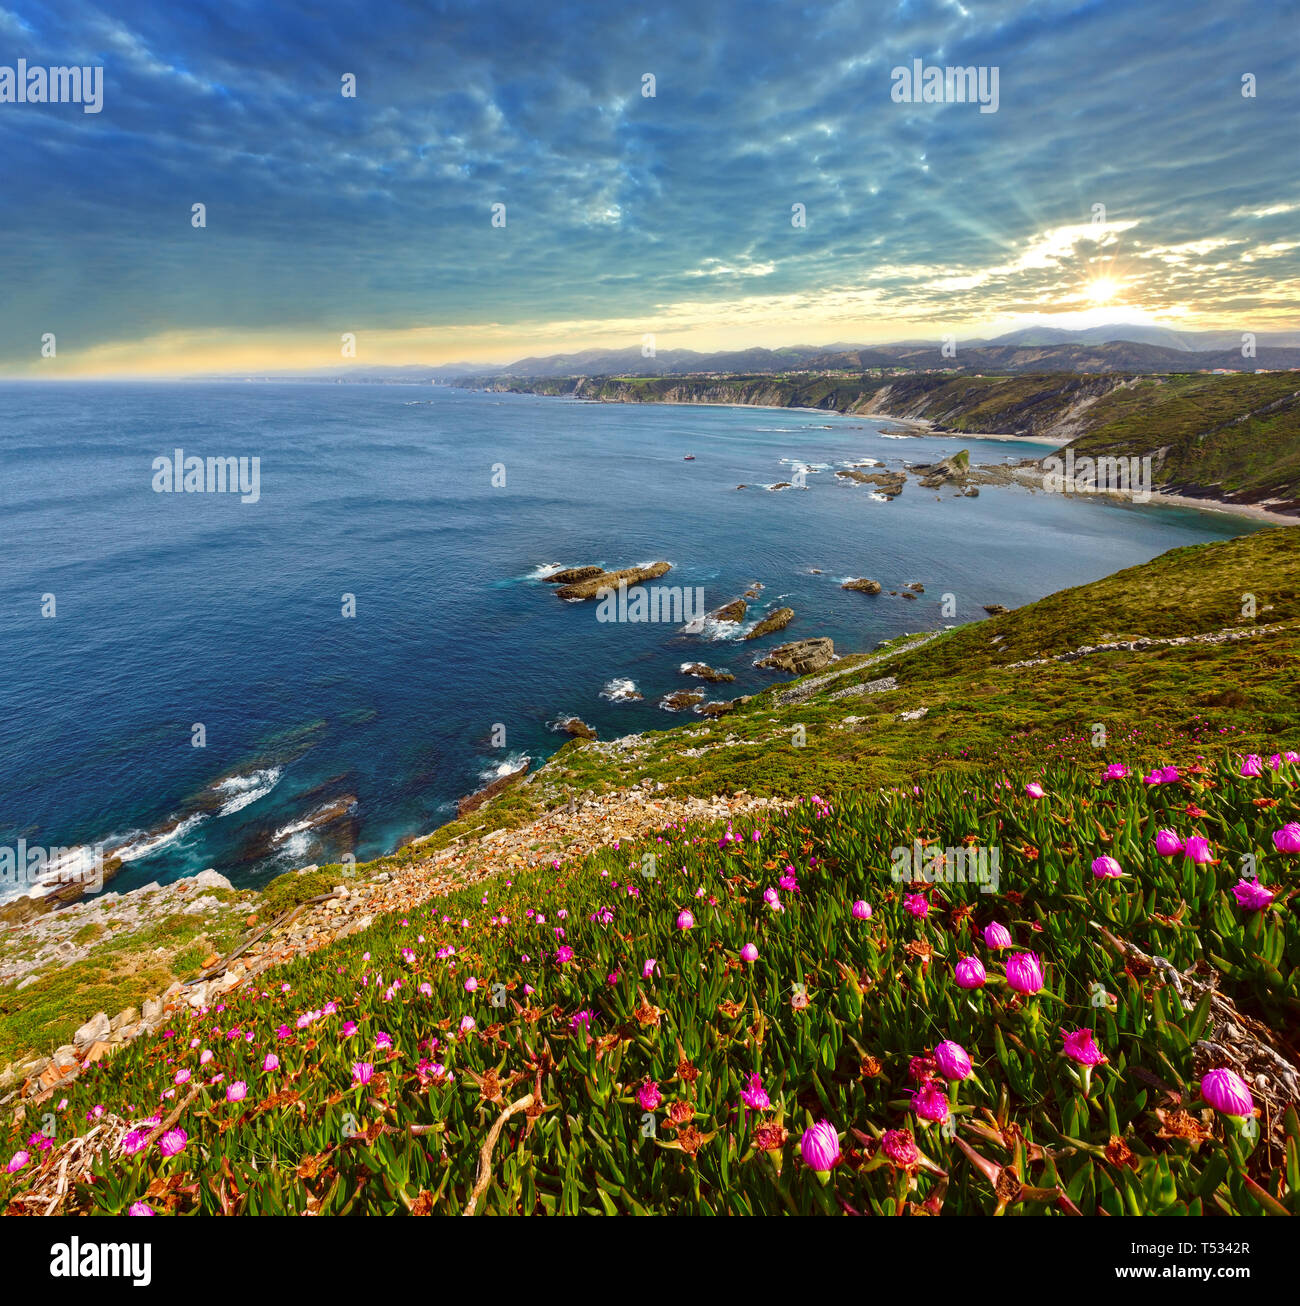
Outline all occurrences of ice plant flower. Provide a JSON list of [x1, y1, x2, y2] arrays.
[[800, 1121, 840, 1174], [158, 1129, 187, 1158], [676, 909, 694, 930], [1103, 763, 1129, 779], [933, 1040, 973, 1081], [1200, 1068, 1254, 1118], [570, 1009, 594, 1032], [983, 921, 1012, 950], [1024, 781, 1045, 799], [226, 1081, 247, 1103], [1239, 754, 1264, 777], [1005, 952, 1044, 995], [851, 899, 872, 920], [6, 1150, 29, 1173], [642, 958, 658, 979], [903, 893, 928, 918], [1091, 855, 1123, 879], [741, 943, 759, 962], [262, 1053, 279, 1072], [120, 1130, 148, 1156], [637, 1080, 662, 1112], [1061, 1029, 1105, 1066], [1273, 823, 1300, 854], [555, 945, 574, 965], [740, 1073, 770, 1111], [881, 1129, 919, 1167], [352, 1062, 374, 1087], [1154, 829, 1184, 857], [1233, 879, 1274, 910], [912, 1082, 950, 1123], [954, 956, 986, 989], [128, 1202, 154, 1216], [1183, 835, 1214, 865]]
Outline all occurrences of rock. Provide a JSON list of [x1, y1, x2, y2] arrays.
[[983, 604, 1010, 615], [558, 717, 597, 740], [700, 700, 737, 718], [182, 895, 221, 915], [142, 996, 164, 1025], [555, 561, 672, 601], [544, 565, 605, 585], [201, 952, 222, 970], [53, 1044, 80, 1071], [842, 578, 882, 594], [768, 482, 792, 491], [191, 869, 234, 892], [744, 607, 795, 640], [905, 582, 925, 593], [110, 1006, 139, 1032], [659, 690, 705, 712], [836, 468, 906, 497], [914, 450, 971, 487], [757, 637, 835, 675], [680, 662, 735, 683], [82, 1040, 114, 1065], [457, 761, 530, 817], [709, 598, 747, 624], [73, 1012, 111, 1055], [187, 982, 210, 1009], [900, 590, 918, 600]]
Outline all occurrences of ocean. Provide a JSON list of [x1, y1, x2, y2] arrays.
[[0, 380, 1261, 899]]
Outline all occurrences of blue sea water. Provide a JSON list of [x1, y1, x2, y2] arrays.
[[0, 381, 1262, 898]]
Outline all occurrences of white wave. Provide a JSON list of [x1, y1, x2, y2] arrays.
[[600, 678, 643, 702], [112, 812, 207, 863], [212, 766, 282, 817], [479, 753, 530, 781], [526, 562, 565, 580]]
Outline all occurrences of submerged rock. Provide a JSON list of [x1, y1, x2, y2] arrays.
[[680, 662, 735, 683], [842, 578, 882, 594], [545, 565, 605, 585], [710, 598, 747, 623]]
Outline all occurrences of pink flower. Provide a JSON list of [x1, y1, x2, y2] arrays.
[[1239, 754, 1263, 777], [341, 1021, 359, 1037], [128, 1201, 154, 1216], [637, 1080, 662, 1112], [1061, 1029, 1105, 1066], [851, 900, 872, 920], [1155, 829, 1184, 857], [464, 976, 478, 991], [954, 956, 987, 989], [642, 958, 658, 979], [933, 1040, 972, 1081], [903, 893, 928, 919], [1091, 855, 1123, 879], [1103, 763, 1129, 779], [912, 1082, 950, 1123], [1183, 835, 1214, 865], [881, 1129, 919, 1166], [1233, 879, 1274, 911], [741, 943, 759, 962], [799, 1120, 840, 1173], [763, 887, 781, 911], [740, 1073, 770, 1111], [199, 1049, 213, 1065], [1025, 782, 1045, 799], [1273, 823, 1300, 854], [1005, 952, 1044, 995], [676, 909, 694, 930], [226, 1081, 247, 1103], [983, 921, 1012, 950], [120, 1130, 148, 1156], [459, 1015, 475, 1033], [570, 1009, 594, 1032], [174, 1069, 190, 1086], [262, 1053, 279, 1072], [352, 1062, 374, 1086], [158, 1129, 187, 1158], [6, 1150, 29, 1174], [1200, 1068, 1254, 1117], [555, 946, 574, 965]]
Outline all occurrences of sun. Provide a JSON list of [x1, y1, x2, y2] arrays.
[[1086, 277, 1120, 306]]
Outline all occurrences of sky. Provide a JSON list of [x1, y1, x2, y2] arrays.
[[1, 0, 1297, 376]]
